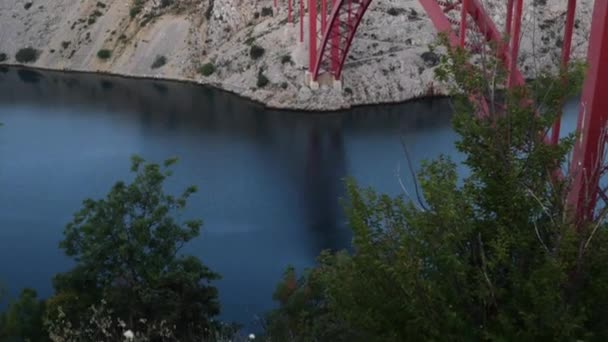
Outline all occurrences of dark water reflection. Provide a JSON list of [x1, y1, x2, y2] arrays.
[[0, 67, 578, 328]]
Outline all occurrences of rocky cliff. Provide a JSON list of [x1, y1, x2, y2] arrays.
[[0, 0, 594, 110]]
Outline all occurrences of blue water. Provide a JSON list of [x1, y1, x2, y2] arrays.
[[0, 66, 579, 329]]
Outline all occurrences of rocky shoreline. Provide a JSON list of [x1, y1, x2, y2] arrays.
[[0, 0, 593, 111]]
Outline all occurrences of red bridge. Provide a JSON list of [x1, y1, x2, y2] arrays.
[[275, 0, 608, 224]]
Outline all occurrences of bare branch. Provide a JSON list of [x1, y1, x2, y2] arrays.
[[399, 136, 429, 211], [395, 163, 425, 212]]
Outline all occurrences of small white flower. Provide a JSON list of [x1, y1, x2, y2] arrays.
[[249, 333, 256, 340], [123, 330, 134, 340]]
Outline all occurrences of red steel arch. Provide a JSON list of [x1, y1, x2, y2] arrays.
[[311, 0, 526, 84], [311, 0, 374, 81]]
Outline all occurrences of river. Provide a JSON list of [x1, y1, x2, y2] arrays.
[[0, 66, 579, 329]]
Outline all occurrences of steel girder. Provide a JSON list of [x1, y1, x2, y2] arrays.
[[311, 0, 374, 81], [567, 0, 608, 223], [311, 0, 526, 84]]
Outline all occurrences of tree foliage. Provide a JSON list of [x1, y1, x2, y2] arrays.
[[47, 156, 220, 340], [0, 288, 48, 342], [265, 40, 608, 341]]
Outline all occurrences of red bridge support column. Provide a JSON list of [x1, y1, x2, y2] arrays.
[[568, 0, 608, 223], [308, 0, 318, 86], [331, 0, 340, 79], [300, 0, 304, 42], [550, 0, 577, 145], [506, 0, 514, 38], [459, 0, 468, 48], [508, 0, 524, 87], [288, 0, 293, 24], [321, 0, 327, 33]]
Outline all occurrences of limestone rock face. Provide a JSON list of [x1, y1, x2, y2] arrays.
[[0, 0, 593, 110]]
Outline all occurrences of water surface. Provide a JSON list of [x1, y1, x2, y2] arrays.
[[0, 66, 578, 327]]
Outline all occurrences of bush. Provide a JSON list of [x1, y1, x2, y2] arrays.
[[281, 54, 291, 64], [257, 71, 269, 88], [198, 63, 215, 76], [280, 82, 288, 89], [0, 289, 47, 341], [15, 48, 40, 63], [244, 36, 255, 46], [261, 7, 273, 17], [0, 53, 7, 62], [151, 55, 167, 69], [24, 2, 32, 10], [130, 0, 144, 18], [47, 156, 220, 340], [387, 7, 405, 16], [160, 0, 173, 8], [96, 49, 112, 59], [250, 44, 265, 59], [61, 41, 70, 49], [344, 87, 353, 95], [205, 0, 214, 20]]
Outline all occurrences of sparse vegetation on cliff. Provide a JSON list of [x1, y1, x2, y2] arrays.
[[96, 49, 112, 60], [151, 55, 167, 69], [261, 7, 273, 17], [199, 63, 216, 76], [250, 45, 265, 60], [130, 0, 144, 18], [280, 54, 291, 64], [15, 48, 40, 64], [257, 71, 269, 88]]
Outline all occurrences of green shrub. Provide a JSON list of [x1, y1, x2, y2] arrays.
[[61, 41, 70, 49], [261, 7, 273, 17], [160, 0, 173, 7], [130, 0, 144, 18], [244, 36, 255, 46], [96, 49, 112, 59], [198, 63, 215, 76], [387, 7, 405, 16], [47, 156, 220, 341], [281, 54, 291, 64], [280, 82, 288, 89], [0, 53, 7, 62], [257, 72, 269, 88], [205, 0, 214, 20], [344, 87, 353, 95], [250, 44, 265, 59], [0, 289, 47, 341], [15, 48, 40, 63], [151, 55, 167, 69]]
